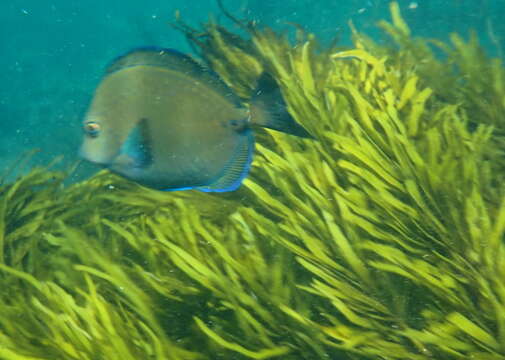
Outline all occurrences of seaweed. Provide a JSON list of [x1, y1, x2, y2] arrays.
[[1, 2, 504, 359]]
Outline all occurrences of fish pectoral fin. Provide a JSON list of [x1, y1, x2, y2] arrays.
[[121, 118, 153, 168], [196, 130, 254, 193]]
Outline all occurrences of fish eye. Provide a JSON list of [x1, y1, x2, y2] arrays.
[[83, 121, 101, 138]]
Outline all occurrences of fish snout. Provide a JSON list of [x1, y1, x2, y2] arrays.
[[79, 143, 116, 167]]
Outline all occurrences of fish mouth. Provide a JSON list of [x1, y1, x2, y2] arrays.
[[78, 146, 114, 168], [85, 159, 110, 168]]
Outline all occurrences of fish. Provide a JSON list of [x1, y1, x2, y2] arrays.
[[79, 46, 312, 192]]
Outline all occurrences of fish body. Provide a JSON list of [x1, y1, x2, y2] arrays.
[[80, 47, 311, 192]]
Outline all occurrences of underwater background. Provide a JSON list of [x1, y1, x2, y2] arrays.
[[0, 0, 504, 177], [2, 1, 505, 360]]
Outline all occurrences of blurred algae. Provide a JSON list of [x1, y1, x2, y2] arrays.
[[1, 2, 505, 359]]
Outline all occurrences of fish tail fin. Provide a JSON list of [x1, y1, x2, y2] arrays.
[[249, 73, 314, 139]]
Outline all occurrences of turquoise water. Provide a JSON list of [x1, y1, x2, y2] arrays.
[[0, 0, 503, 179]]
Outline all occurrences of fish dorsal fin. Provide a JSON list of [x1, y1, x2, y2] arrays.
[[106, 47, 241, 105], [197, 130, 254, 193], [121, 118, 153, 168], [106, 47, 204, 75]]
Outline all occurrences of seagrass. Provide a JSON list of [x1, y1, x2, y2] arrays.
[[0, 2, 504, 359]]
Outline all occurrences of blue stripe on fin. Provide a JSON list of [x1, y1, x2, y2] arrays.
[[161, 186, 194, 192], [197, 130, 254, 193]]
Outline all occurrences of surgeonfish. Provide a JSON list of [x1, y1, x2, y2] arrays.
[[80, 47, 312, 192]]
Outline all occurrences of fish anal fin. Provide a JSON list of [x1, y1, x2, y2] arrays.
[[197, 130, 254, 193]]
